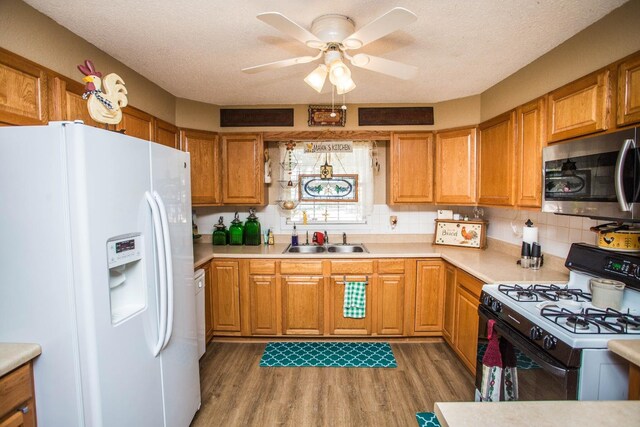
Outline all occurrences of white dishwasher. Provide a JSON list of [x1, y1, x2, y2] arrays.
[[194, 268, 206, 358]]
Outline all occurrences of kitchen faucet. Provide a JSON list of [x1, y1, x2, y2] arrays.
[[342, 232, 347, 245], [324, 230, 328, 244]]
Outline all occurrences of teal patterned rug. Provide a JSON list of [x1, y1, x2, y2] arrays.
[[416, 412, 441, 427], [259, 342, 397, 368]]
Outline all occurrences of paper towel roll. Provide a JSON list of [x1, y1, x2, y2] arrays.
[[523, 226, 539, 245]]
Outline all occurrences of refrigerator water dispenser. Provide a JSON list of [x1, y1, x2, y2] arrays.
[[107, 233, 146, 324]]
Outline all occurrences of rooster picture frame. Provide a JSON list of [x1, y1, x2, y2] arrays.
[[434, 219, 487, 249]]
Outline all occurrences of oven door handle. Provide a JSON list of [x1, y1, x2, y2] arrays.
[[614, 138, 635, 212], [478, 306, 573, 378]]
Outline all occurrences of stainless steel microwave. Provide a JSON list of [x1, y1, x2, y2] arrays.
[[542, 127, 640, 222]]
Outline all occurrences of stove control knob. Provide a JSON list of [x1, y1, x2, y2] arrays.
[[490, 300, 502, 313], [482, 294, 493, 306], [529, 326, 543, 340], [543, 335, 557, 350], [633, 264, 640, 279]]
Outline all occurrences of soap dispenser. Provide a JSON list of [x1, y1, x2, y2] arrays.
[[229, 212, 244, 246], [244, 208, 262, 246]]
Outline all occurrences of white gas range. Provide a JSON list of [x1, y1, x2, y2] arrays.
[[477, 243, 640, 401]]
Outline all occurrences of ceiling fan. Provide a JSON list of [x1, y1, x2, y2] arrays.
[[242, 7, 418, 94]]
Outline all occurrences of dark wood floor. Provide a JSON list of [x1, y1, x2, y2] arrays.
[[191, 341, 474, 427]]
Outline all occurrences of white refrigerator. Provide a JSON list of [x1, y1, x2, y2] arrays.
[[0, 122, 200, 426]]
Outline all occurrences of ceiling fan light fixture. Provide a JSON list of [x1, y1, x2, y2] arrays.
[[328, 60, 351, 86], [304, 64, 328, 93], [336, 77, 356, 95]]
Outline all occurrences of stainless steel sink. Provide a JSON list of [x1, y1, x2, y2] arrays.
[[283, 245, 326, 254], [327, 244, 368, 253], [282, 244, 368, 254]]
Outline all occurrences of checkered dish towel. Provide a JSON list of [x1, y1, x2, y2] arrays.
[[344, 281, 366, 318]]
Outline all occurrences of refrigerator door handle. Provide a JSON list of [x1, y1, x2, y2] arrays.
[[154, 191, 174, 350], [146, 191, 168, 357], [615, 138, 635, 212]]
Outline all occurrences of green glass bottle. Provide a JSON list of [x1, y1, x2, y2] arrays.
[[229, 212, 244, 246], [244, 208, 262, 246], [212, 216, 228, 246]]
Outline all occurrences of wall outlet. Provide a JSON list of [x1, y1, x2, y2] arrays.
[[390, 216, 398, 229]]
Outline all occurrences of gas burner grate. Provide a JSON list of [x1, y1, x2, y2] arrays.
[[498, 284, 591, 303], [540, 306, 640, 334]]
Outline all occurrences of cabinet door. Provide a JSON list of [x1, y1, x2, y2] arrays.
[[547, 69, 611, 143], [210, 261, 240, 333], [478, 111, 517, 206], [154, 119, 180, 149], [516, 98, 546, 208], [202, 262, 214, 342], [329, 276, 371, 335], [618, 54, 640, 126], [388, 132, 434, 204], [0, 49, 48, 126], [249, 275, 278, 335], [414, 260, 444, 333], [221, 133, 265, 205], [50, 76, 107, 128], [434, 127, 477, 204], [282, 276, 323, 335], [116, 106, 155, 141], [442, 263, 456, 344], [454, 285, 480, 373], [182, 129, 221, 205], [377, 274, 405, 336]]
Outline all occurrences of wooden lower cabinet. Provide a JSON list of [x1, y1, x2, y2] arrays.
[[282, 276, 324, 335], [451, 269, 484, 373], [376, 274, 405, 335], [329, 276, 372, 335], [442, 263, 456, 344], [0, 363, 37, 427], [414, 260, 445, 334], [201, 262, 214, 342], [210, 260, 241, 334], [249, 275, 278, 335]]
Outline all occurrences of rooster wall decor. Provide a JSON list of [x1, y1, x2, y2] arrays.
[[77, 60, 128, 125]]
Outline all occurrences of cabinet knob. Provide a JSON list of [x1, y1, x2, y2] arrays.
[[18, 406, 29, 414]]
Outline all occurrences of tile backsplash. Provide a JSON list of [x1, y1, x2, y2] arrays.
[[194, 205, 598, 259]]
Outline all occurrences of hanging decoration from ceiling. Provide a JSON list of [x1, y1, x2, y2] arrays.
[[319, 154, 333, 179], [276, 141, 300, 211], [299, 174, 358, 202], [77, 60, 128, 125], [242, 8, 418, 95]]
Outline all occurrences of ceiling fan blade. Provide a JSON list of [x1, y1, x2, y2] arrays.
[[257, 12, 324, 48], [349, 54, 418, 80], [242, 55, 318, 74], [342, 7, 417, 49]]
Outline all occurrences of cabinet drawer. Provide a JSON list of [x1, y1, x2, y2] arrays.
[[457, 269, 484, 299], [330, 260, 374, 274], [281, 261, 323, 275], [249, 260, 276, 275], [378, 259, 405, 274], [0, 364, 33, 417]]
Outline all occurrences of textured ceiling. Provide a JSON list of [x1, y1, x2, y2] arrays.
[[24, 0, 627, 105]]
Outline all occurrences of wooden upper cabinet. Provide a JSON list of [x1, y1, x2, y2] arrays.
[[547, 69, 612, 143], [434, 127, 477, 205], [182, 129, 221, 206], [617, 53, 640, 126], [154, 119, 180, 149], [221, 133, 265, 205], [49, 76, 106, 128], [0, 49, 48, 125], [516, 98, 546, 208], [388, 132, 434, 204], [116, 106, 154, 141], [478, 111, 517, 206]]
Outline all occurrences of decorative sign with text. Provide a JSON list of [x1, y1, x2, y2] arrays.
[[433, 220, 487, 249], [303, 141, 353, 153]]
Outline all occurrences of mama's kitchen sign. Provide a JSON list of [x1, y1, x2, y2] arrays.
[[303, 141, 353, 153]]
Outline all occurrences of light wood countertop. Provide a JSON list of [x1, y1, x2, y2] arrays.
[[609, 340, 640, 367], [193, 242, 568, 284], [434, 401, 640, 426], [0, 343, 41, 377]]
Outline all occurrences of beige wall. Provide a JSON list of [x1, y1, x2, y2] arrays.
[[175, 98, 220, 131], [480, 0, 640, 121], [0, 0, 176, 123]]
